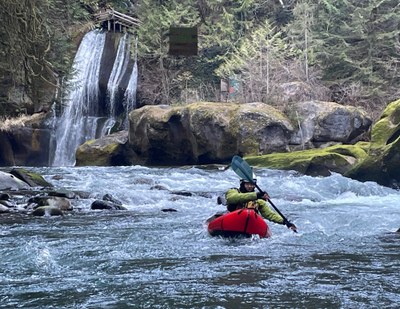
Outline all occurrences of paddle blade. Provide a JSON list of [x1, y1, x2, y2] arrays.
[[231, 155, 255, 184]]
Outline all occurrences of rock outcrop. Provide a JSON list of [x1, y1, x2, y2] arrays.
[[127, 102, 294, 165], [76, 101, 372, 167], [290, 101, 372, 148], [246, 99, 400, 189], [345, 99, 400, 188], [0, 112, 54, 166]]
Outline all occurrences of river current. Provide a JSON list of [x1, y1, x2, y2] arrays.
[[1, 166, 399, 308]]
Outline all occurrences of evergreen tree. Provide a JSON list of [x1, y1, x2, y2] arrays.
[[0, 0, 90, 114], [215, 19, 299, 104], [313, 0, 400, 111], [286, 0, 317, 82]]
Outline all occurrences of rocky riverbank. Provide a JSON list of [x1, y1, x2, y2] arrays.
[[0, 168, 129, 216], [0, 168, 214, 217]]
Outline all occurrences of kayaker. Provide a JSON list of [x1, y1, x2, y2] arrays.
[[225, 177, 297, 231]]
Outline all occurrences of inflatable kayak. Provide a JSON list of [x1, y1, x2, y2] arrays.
[[207, 209, 271, 238]]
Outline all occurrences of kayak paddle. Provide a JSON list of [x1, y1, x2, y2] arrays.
[[231, 155, 297, 233]]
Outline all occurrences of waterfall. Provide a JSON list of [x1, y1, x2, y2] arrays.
[[47, 103, 58, 166], [123, 38, 138, 128], [52, 30, 138, 167], [107, 33, 131, 117], [52, 30, 106, 166]]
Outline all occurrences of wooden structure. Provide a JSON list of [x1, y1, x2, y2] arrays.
[[94, 8, 140, 32]]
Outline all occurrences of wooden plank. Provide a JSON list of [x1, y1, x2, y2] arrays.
[[94, 8, 140, 29]]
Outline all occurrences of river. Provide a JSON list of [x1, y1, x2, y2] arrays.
[[1, 166, 399, 308]]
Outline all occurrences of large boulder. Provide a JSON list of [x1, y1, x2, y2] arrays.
[[75, 130, 130, 166], [345, 99, 400, 188], [127, 102, 294, 165], [290, 101, 372, 148]]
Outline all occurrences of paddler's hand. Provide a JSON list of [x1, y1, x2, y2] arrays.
[[256, 191, 270, 200], [284, 219, 298, 232]]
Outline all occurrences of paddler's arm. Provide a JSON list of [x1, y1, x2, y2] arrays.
[[257, 200, 285, 224], [257, 197, 298, 231], [225, 188, 257, 205]]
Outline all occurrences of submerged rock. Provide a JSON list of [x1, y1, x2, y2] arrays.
[[102, 193, 123, 205], [161, 208, 177, 212], [0, 204, 10, 213], [28, 196, 73, 211], [91, 200, 127, 210], [91, 195, 126, 210], [31, 206, 64, 216]]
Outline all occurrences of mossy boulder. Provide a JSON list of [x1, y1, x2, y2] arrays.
[[246, 143, 368, 176], [10, 168, 53, 187], [345, 99, 400, 187], [128, 102, 294, 165], [75, 131, 129, 166]]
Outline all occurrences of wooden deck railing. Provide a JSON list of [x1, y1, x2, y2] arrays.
[[94, 8, 140, 30]]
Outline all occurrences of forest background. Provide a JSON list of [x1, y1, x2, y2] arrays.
[[1, 0, 399, 125]]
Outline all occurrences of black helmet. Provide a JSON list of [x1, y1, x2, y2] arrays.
[[240, 172, 257, 184]]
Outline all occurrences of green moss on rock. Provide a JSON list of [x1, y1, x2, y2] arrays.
[[245, 144, 367, 176], [371, 99, 400, 147], [345, 99, 400, 187], [10, 168, 53, 187], [76, 142, 120, 166]]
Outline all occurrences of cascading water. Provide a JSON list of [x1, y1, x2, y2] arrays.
[[46, 103, 58, 166], [107, 33, 131, 117], [52, 30, 106, 166], [52, 30, 138, 166], [123, 45, 138, 128]]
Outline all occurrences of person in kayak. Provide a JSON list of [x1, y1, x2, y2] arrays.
[[225, 177, 297, 231]]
